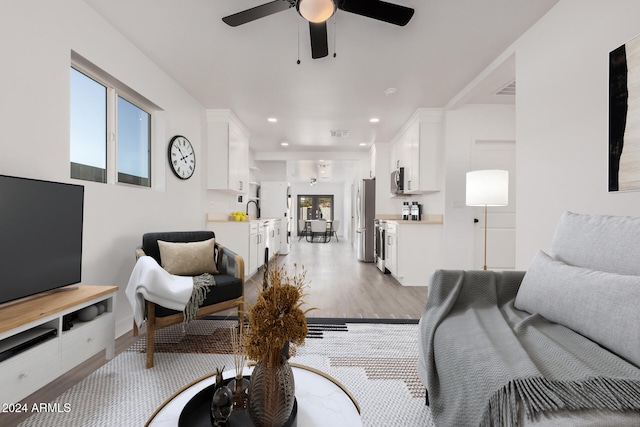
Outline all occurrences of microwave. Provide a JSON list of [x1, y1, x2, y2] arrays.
[[390, 167, 404, 194]]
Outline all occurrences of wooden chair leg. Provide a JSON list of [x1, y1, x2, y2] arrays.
[[237, 300, 245, 335], [146, 300, 156, 369], [132, 321, 139, 337]]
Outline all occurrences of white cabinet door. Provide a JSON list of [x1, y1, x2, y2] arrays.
[[228, 126, 249, 193], [206, 110, 250, 194], [257, 222, 266, 269], [386, 222, 398, 275], [249, 223, 259, 275]]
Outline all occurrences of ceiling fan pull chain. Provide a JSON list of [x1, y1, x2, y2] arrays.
[[297, 17, 301, 64], [333, 13, 337, 58]]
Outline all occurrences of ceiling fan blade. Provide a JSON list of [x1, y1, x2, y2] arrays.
[[222, 0, 293, 27], [309, 21, 329, 59], [338, 0, 414, 26]]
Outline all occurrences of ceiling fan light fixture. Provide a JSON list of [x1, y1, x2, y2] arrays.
[[297, 0, 336, 23]]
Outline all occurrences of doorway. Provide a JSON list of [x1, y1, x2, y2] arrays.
[[470, 140, 516, 270], [297, 195, 334, 233]]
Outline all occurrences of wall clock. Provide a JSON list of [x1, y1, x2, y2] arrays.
[[168, 135, 195, 180]]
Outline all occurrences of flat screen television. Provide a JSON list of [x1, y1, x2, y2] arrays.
[[0, 175, 84, 305]]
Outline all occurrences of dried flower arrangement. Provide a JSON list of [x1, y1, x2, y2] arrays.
[[244, 262, 313, 368]]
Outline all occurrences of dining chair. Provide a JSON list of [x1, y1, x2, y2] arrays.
[[329, 219, 340, 242], [298, 219, 310, 241], [307, 219, 328, 243]]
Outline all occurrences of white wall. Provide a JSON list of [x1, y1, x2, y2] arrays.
[[0, 0, 219, 337], [443, 104, 516, 268], [514, 0, 640, 268]]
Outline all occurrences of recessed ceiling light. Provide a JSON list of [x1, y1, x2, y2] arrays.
[[359, 143, 367, 146], [384, 87, 397, 96], [280, 142, 289, 146], [369, 118, 380, 123], [268, 117, 278, 123]]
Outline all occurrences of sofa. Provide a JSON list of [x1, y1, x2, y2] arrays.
[[128, 231, 244, 368], [418, 212, 640, 426]]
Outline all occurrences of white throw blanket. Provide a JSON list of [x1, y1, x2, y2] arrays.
[[125, 255, 193, 328]]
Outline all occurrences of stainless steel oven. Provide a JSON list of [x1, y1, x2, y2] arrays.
[[374, 220, 388, 273]]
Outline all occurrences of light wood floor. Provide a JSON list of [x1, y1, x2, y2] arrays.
[[1, 237, 428, 426], [248, 237, 429, 319]]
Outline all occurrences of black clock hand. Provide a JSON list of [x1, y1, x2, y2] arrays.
[[181, 152, 193, 163]]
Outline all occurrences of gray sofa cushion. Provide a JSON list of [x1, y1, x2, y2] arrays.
[[550, 211, 640, 275], [515, 250, 640, 367]]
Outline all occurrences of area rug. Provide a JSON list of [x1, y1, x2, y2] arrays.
[[18, 319, 434, 427]]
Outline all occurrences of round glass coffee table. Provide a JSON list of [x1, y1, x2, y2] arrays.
[[145, 363, 362, 426]]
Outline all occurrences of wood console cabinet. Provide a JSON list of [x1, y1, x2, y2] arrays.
[[0, 285, 118, 404]]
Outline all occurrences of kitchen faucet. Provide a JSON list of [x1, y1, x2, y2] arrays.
[[246, 199, 260, 218]]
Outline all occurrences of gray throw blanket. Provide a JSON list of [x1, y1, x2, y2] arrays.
[[418, 270, 640, 427], [183, 273, 215, 330]]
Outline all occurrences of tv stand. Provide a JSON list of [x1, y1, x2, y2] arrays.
[[0, 285, 118, 405]]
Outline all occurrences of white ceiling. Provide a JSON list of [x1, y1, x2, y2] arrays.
[[84, 0, 558, 183]]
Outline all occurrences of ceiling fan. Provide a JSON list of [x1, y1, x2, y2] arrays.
[[222, 0, 414, 59]]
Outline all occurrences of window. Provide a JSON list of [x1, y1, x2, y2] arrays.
[[70, 53, 156, 187], [117, 96, 150, 186], [70, 68, 107, 183]]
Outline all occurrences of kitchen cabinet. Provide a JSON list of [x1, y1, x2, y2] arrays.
[[248, 221, 260, 275], [390, 108, 443, 194], [208, 218, 277, 277], [385, 219, 443, 286], [386, 221, 398, 275], [206, 109, 250, 194], [268, 219, 281, 255]]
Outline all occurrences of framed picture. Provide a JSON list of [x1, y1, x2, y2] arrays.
[[609, 34, 640, 192]]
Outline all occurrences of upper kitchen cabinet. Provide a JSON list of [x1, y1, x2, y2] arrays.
[[206, 109, 250, 193], [391, 108, 443, 194]]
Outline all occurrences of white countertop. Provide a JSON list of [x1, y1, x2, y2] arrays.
[[377, 214, 443, 224], [206, 213, 280, 223]]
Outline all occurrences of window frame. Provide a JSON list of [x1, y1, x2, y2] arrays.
[[70, 51, 160, 188]]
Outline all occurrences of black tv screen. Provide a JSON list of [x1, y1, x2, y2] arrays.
[[0, 175, 84, 305]]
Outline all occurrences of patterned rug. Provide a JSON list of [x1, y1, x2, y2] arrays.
[[18, 319, 434, 427]]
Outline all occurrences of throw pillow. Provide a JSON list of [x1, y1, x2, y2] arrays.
[[157, 238, 218, 276], [550, 211, 640, 275], [514, 250, 640, 367]]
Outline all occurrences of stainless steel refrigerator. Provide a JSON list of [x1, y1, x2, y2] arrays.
[[356, 178, 376, 262]]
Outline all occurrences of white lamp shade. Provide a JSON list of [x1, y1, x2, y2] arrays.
[[466, 169, 509, 206], [298, 0, 336, 23]]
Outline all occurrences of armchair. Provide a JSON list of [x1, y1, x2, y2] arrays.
[[132, 231, 244, 368]]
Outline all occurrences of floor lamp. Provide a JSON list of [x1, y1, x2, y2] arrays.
[[466, 170, 509, 270]]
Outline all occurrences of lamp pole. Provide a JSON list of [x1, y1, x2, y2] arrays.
[[483, 204, 488, 270]]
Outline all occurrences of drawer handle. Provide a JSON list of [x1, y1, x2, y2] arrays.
[[19, 372, 28, 379], [87, 337, 94, 342]]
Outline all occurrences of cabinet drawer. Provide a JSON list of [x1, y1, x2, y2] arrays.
[[0, 338, 60, 403], [60, 313, 113, 372], [386, 222, 397, 233], [250, 222, 258, 234]]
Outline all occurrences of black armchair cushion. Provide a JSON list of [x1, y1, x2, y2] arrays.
[[142, 231, 216, 266], [153, 273, 243, 318]]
